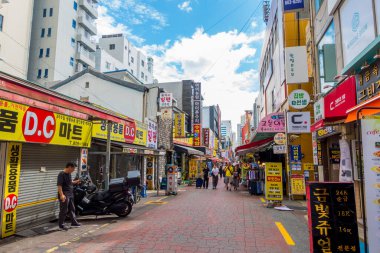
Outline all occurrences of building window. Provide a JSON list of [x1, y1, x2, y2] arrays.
[[37, 69, 42, 79], [141, 60, 145, 67], [105, 61, 111, 69], [0, 15, 3, 32], [39, 48, 43, 58], [317, 21, 337, 93], [47, 28, 52, 37], [131, 57, 134, 63], [44, 69, 49, 78], [73, 1, 78, 11], [46, 48, 50, 57], [70, 57, 74, 66], [85, 82, 89, 88], [71, 37, 75, 47], [41, 28, 45, 37], [72, 20, 76, 29], [49, 8, 53, 17], [43, 9, 47, 17], [109, 44, 115, 50], [141, 72, 144, 79]]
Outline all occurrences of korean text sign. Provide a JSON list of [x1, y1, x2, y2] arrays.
[[257, 113, 285, 132], [307, 183, 359, 253], [2, 143, 22, 238], [159, 93, 173, 108], [356, 59, 380, 104], [285, 46, 308, 84], [265, 162, 283, 201], [0, 99, 92, 147], [290, 145, 301, 162], [361, 117, 380, 252], [291, 175, 305, 195], [174, 113, 185, 138], [92, 120, 147, 146], [147, 120, 157, 149], [193, 124, 201, 146]]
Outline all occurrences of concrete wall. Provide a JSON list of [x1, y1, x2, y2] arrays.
[[0, 0, 34, 79], [54, 73, 144, 121], [95, 49, 124, 72]]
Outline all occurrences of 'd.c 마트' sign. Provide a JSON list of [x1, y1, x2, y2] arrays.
[[0, 99, 92, 147]]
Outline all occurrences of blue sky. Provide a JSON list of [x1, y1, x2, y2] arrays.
[[97, 0, 266, 132]]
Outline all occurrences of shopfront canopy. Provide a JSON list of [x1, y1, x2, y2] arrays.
[[174, 144, 204, 156], [235, 137, 274, 155], [345, 94, 380, 123]]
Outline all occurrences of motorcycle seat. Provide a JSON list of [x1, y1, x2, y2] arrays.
[[89, 191, 111, 201]]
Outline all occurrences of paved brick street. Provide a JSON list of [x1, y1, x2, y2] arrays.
[[0, 181, 309, 253]]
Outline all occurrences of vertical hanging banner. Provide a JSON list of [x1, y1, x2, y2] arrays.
[[2, 143, 22, 238], [361, 117, 380, 252], [265, 162, 283, 201], [79, 148, 88, 172], [307, 183, 359, 253], [339, 139, 353, 182], [193, 124, 201, 146]]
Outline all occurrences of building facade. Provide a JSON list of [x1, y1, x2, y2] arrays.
[[96, 34, 154, 84], [28, 0, 98, 86], [0, 0, 34, 79]]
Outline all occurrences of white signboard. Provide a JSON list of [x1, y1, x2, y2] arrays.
[[338, 139, 353, 182], [289, 89, 310, 109], [159, 93, 173, 108], [314, 98, 325, 122], [273, 145, 287, 154], [361, 117, 380, 253], [285, 46, 308, 84], [287, 112, 311, 133], [147, 119, 157, 149], [340, 0, 375, 66], [274, 133, 287, 145]]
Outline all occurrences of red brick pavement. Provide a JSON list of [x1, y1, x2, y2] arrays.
[[50, 179, 293, 253]]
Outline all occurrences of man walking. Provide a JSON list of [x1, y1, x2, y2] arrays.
[[211, 164, 219, 189], [57, 162, 81, 231]]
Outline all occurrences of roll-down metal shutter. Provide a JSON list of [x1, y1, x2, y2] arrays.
[[17, 143, 79, 231]]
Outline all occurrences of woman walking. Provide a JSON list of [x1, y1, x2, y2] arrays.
[[211, 164, 219, 189]]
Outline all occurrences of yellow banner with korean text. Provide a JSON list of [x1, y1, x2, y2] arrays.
[[291, 175, 306, 195], [1, 143, 22, 238], [92, 120, 147, 146], [0, 99, 92, 147], [265, 162, 283, 201], [174, 113, 185, 137]]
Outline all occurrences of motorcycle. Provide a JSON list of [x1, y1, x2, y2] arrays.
[[73, 175, 133, 217]]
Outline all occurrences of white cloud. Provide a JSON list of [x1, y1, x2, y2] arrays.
[[142, 28, 262, 132], [178, 1, 193, 13], [96, 6, 145, 44], [251, 20, 258, 28], [101, 0, 168, 30]]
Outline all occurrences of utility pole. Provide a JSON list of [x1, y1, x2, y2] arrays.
[[105, 121, 112, 190]]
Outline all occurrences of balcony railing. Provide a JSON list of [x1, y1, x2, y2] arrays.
[[79, 0, 98, 19], [78, 14, 97, 35], [77, 33, 96, 52], [76, 48, 95, 67]]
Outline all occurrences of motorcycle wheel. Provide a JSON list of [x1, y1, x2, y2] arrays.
[[115, 201, 132, 217]]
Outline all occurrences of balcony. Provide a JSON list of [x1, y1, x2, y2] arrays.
[[78, 15, 97, 36], [79, 0, 98, 19], [76, 48, 95, 67], [77, 33, 96, 52]]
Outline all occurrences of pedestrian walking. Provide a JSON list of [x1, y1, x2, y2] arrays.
[[57, 162, 81, 231], [232, 167, 239, 191], [211, 164, 219, 189], [202, 166, 209, 189], [224, 162, 234, 191], [219, 164, 223, 178]]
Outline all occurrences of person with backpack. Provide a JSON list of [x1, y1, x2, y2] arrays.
[[224, 163, 234, 191]]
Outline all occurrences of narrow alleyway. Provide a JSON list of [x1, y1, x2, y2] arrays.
[[0, 181, 309, 253]]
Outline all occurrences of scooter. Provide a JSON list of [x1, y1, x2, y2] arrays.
[[73, 175, 133, 217]]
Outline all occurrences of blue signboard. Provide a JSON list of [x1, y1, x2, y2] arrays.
[[290, 145, 301, 162], [283, 0, 304, 12]]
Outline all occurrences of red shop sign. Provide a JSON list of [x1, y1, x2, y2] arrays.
[[124, 121, 136, 143], [324, 76, 357, 119]]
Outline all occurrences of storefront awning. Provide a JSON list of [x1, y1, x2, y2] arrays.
[[345, 94, 380, 122], [91, 139, 162, 156], [235, 137, 274, 153], [174, 144, 204, 156]]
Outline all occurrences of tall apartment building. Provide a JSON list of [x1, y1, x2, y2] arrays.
[[0, 0, 34, 79], [237, 124, 243, 146], [28, 0, 98, 86], [221, 120, 232, 149], [96, 34, 154, 84]]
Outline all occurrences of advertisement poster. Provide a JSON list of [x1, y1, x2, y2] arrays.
[[290, 175, 305, 195], [361, 117, 380, 252], [93, 120, 147, 146], [0, 99, 92, 147], [339, 139, 353, 182], [265, 162, 283, 201], [159, 93, 173, 108], [257, 113, 285, 132], [2, 143, 22, 238], [307, 183, 359, 253], [147, 120, 157, 149]]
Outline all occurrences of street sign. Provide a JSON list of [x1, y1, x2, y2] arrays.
[[289, 89, 310, 109], [274, 133, 286, 145]]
